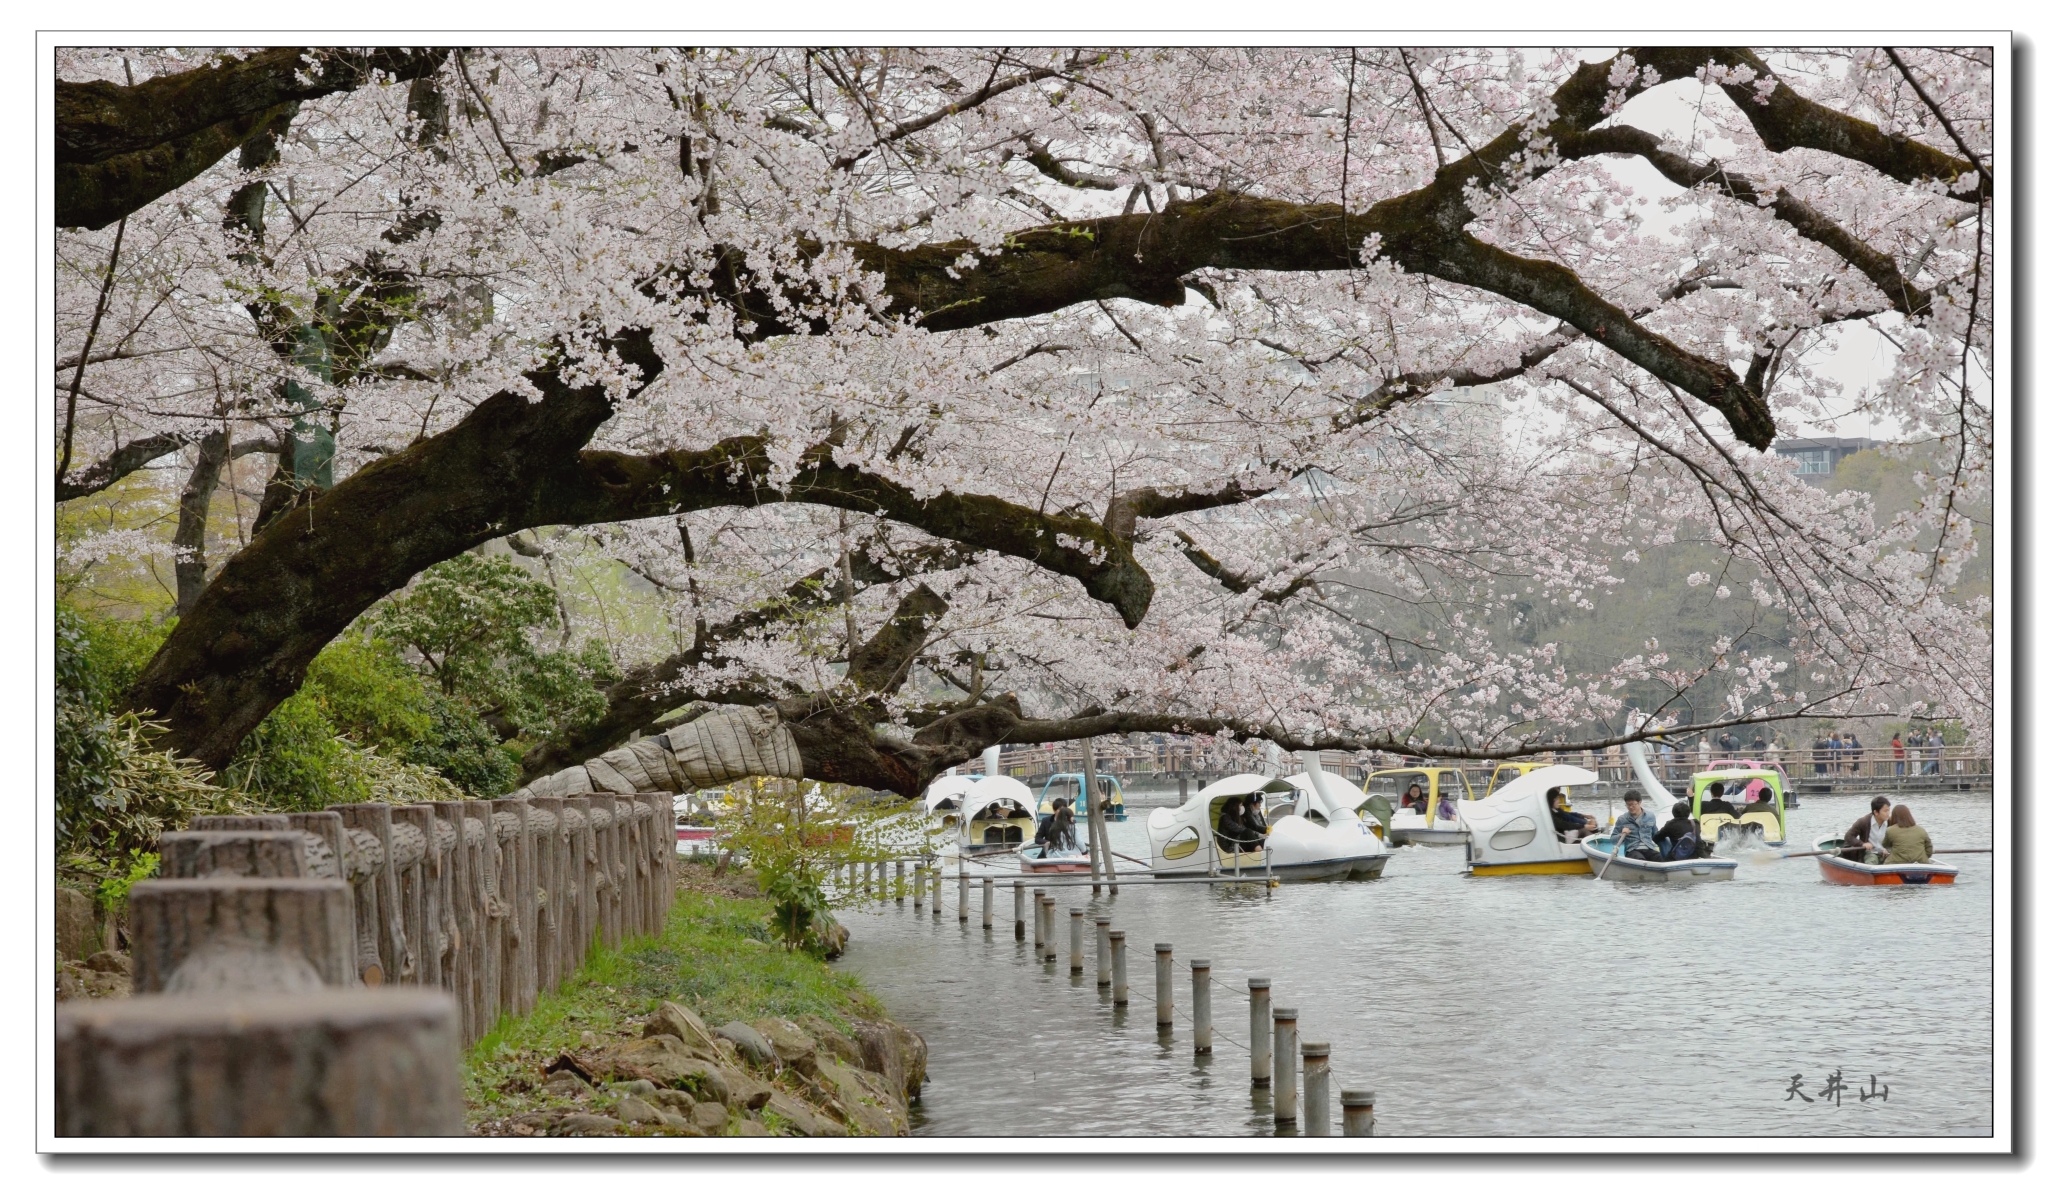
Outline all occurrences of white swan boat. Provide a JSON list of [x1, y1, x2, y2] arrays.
[[1456, 764, 1601, 875], [1146, 761, 1389, 882], [956, 777, 1038, 855]]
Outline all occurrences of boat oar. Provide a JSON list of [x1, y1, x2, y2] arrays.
[[1779, 846, 1992, 860], [1594, 834, 1619, 881]]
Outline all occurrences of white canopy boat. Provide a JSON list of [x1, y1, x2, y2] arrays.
[[957, 777, 1038, 855], [1365, 766, 1478, 848], [1273, 767, 1366, 820], [1456, 764, 1601, 876], [922, 773, 976, 819], [1146, 761, 1390, 882]]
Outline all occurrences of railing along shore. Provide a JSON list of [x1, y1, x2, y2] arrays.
[[56, 790, 676, 1136], [990, 742, 1991, 789]]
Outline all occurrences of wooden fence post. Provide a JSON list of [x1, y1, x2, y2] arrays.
[[128, 879, 355, 993], [56, 989, 462, 1135]]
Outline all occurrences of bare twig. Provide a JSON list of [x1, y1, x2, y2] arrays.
[[58, 215, 127, 484]]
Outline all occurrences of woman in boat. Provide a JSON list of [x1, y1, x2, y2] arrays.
[[1878, 805, 1933, 865], [1545, 787, 1598, 840], [1216, 799, 1259, 852], [1399, 784, 1425, 814], [1243, 792, 1270, 841], [1038, 799, 1080, 854]]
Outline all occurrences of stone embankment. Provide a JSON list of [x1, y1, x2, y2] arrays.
[[476, 1001, 926, 1137]]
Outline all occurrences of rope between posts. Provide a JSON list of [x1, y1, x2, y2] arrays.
[[891, 884, 1269, 1073]]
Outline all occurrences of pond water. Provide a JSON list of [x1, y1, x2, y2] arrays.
[[837, 794, 1994, 1138]]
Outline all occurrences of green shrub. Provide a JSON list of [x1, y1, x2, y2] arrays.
[[223, 693, 364, 812], [374, 553, 615, 753], [55, 604, 202, 854], [58, 714, 259, 862], [407, 693, 520, 796], [301, 634, 436, 752]]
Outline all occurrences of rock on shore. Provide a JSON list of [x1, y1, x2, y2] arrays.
[[472, 1000, 926, 1137]]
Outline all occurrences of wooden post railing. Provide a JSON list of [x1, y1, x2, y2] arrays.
[[989, 740, 1990, 789], [55, 787, 676, 1136]]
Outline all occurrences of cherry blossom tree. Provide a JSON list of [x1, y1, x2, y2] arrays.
[[54, 45, 1993, 795]]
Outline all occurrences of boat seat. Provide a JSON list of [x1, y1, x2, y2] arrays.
[[1738, 813, 1783, 841]]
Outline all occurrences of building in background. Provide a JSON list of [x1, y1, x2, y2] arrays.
[[1772, 437, 1874, 484]]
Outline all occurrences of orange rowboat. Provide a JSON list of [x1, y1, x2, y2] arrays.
[[1811, 838, 1958, 886]]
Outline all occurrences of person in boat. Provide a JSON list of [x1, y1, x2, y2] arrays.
[[1215, 799, 1255, 853], [1037, 799, 1079, 854], [1401, 781, 1428, 813], [1740, 785, 1776, 818], [1839, 796, 1891, 864], [1243, 792, 1270, 840], [1652, 800, 1701, 861], [1545, 788, 1599, 840], [1698, 782, 1739, 819], [1878, 805, 1933, 865], [1609, 789, 1660, 858], [1436, 791, 1458, 821]]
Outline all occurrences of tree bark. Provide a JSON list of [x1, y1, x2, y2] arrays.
[[57, 47, 451, 228], [57, 432, 189, 502], [124, 349, 1124, 768], [173, 432, 230, 619]]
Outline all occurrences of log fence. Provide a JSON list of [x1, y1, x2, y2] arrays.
[[56, 788, 676, 1136]]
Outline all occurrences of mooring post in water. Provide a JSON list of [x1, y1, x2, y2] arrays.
[[1302, 1041, 1331, 1135], [982, 877, 994, 930], [1341, 1089, 1376, 1137], [1110, 930, 1128, 1007], [1014, 882, 1027, 941], [1095, 918, 1112, 987], [957, 868, 969, 923], [894, 860, 905, 901], [1272, 1007, 1299, 1127], [1191, 959, 1212, 1054], [1041, 898, 1058, 962], [1030, 889, 1044, 948], [1069, 909, 1086, 976], [912, 862, 924, 912], [1249, 977, 1273, 1087], [1154, 944, 1174, 1029]]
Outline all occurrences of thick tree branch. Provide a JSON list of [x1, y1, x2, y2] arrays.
[[57, 47, 453, 228], [528, 437, 1153, 628], [521, 543, 971, 779], [1628, 47, 1985, 200], [56, 431, 189, 501], [1565, 124, 1934, 314]]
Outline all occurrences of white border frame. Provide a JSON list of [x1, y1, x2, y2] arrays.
[[29, 24, 2015, 1159]]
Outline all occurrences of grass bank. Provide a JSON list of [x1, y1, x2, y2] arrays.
[[464, 864, 897, 1133]]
